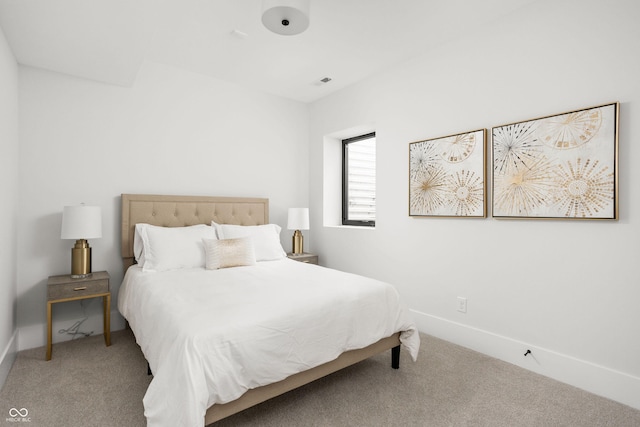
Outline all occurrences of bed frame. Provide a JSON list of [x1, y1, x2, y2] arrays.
[[120, 194, 401, 425]]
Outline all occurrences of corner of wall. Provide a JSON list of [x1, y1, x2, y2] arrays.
[[0, 331, 17, 391]]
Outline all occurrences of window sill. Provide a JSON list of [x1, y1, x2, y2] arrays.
[[323, 224, 376, 230]]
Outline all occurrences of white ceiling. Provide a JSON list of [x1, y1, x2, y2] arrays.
[[0, 0, 537, 103]]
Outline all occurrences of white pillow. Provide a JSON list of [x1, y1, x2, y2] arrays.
[[212, 222, 286, 261], [135, 224, 217, 272], [133, 224, 146, 266], [203, 237, 256, 270]]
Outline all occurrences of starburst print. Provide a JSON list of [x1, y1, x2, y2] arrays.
[[409, 165, 450, 215], [409, 140, 439, 180], [493, 155, 557, 217], [491, 103, 617, 219], [552, 158, 614, 217], [538, 108, 602, 150], [439, 133, 476, 163], [493, 122, 540, 175], [409, 129, 485, 217], [446, 170, 484, 216]]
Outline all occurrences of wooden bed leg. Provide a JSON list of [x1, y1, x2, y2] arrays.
[[391, 345, 400, 369]]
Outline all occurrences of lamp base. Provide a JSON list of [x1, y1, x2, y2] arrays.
[[292, 230, 304, 255], [71, 239, 92, 278]]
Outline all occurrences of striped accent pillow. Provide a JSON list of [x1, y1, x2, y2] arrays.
[[203, 237, 256, 270]]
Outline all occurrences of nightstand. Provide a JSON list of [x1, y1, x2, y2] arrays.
[[46, 271, 111, 360], [287, 253, 318, 265]]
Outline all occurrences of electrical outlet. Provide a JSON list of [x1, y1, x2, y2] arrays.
[[457, 297, 467, 313]]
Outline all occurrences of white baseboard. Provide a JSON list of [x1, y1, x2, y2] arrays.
[[411, 309, 640, 411], [17, 309, 126, 352], [0, 330, 18, 391]]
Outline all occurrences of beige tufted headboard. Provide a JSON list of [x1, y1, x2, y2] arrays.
[[121, 194, 269, 270]]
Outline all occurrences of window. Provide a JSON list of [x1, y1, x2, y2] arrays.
[[342, 132, 376, 226]]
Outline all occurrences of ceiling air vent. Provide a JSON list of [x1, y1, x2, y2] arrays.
[[313, 77, 332, 87]]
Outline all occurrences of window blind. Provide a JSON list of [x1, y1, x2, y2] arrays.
[[345, 135, 376, 222]]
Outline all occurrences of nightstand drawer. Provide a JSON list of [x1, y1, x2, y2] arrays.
[[47, 272, 110, 301], [48, 279, 108, 300]]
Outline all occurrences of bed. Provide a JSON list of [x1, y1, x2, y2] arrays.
[[118, 194, 419, 426]]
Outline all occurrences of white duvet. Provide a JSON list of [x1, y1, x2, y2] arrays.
[[118, 258, 419, 427]]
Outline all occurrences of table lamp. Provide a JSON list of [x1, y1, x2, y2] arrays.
[[287, 208, 309, 255], [61, 205, 102, 278]]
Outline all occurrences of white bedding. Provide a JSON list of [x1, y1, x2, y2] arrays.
[[118, 258, 420, 427]]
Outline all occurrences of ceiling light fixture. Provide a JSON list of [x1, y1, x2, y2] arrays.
[[262, 0, 310, 36]]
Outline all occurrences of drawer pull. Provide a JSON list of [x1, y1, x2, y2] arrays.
[[73, 286, 88, 291]]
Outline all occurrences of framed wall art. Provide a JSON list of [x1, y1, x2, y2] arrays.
[[491, 102, 619, 219], [409, 129, 486, 217]]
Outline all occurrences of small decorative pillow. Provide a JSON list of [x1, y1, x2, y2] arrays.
[[135, 224, 217, 272], [212, 222, 286, 261], [203, 237, 257, 270]]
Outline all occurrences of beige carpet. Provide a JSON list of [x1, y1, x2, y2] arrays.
[[1, 328, 638, 426]]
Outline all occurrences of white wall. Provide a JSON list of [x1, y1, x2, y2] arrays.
[[309, 0, 640, 410], [17, 60, 309, 350], [0, 24, 19, 388]]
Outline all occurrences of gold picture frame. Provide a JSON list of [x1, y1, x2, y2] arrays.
[[491, 102, 619, 219], [409, 129, 487, 217]]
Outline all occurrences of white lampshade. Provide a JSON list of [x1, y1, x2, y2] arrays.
[[287, 208, 309, 230], [262, 0, 310, 36], [61, 205, 102, 240]]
